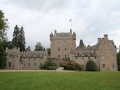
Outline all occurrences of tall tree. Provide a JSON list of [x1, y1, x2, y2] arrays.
[[0, 10, 8, 68], [0, 10, 9, 41], [0, 42, 7, 69], [34, 42, 45, 51], [117, 46, 120, 71], [18, 26, 25, 51], [12, 25, 19, 46], [12, 25, 26, 51]]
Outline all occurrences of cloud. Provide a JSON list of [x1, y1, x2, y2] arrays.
[[1, 0, 120, 50]]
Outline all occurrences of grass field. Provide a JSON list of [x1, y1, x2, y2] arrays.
[[0, 71, 120, 90]]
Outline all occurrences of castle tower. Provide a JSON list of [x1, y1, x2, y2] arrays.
[[50, 29, 76, 59]]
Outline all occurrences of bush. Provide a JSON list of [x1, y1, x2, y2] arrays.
[[40, 61, 58, 70], [48, 66, 57, 70], [86, 59, 98, 71], [60, 60, 82, 71]]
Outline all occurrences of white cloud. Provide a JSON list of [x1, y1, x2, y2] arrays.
[[0, 0, 120, 50]]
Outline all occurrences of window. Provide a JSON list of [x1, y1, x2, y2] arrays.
[[82, 65, 84, 68], [29, 57, 30, 60], [58, 42, 60, 45], [112, 55, 114, 59], [58, 55, 60, 58], [82, 56, 84, 59], [58, 48, 60, 51], [75, 56, 77, 59], [103, 64, 105, 68], [28, 63, 30, 67], [8, 62, 11, 67], [34, 57, 36, 60], [88, 56, 90, 59], [95, 56, 96, 59], [40, 57, 42, 60], [112, 64, 114, 68], [102, 55, 104, 59], [65, 55, 67, 58], [64, 41, 67, 45], [40, 63, 42, 66], [65, 48, 67, 52], [34, 63, 36, 67]]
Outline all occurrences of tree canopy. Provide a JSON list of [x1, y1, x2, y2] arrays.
[[12, 25, 26, 51], [0, 42, 7, 69], [34, 42, 45, 51], [86, 59, 98, 71], [0, 10, 9, 41]]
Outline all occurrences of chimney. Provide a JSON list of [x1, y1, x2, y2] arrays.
[[70, 29, 72, 34], [104, 34, 108, 40], [98, 38, 101, 42]]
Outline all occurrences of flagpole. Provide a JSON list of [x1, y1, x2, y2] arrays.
[[71, 20, 72, 30]]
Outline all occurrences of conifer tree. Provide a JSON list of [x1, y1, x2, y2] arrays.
[[12, 25, 26, 51], [18, 26, 25, 51]]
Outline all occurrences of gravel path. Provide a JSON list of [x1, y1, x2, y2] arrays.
[[0, 69, 75, 72]]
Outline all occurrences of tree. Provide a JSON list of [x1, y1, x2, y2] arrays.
[[12, 25, 26, 51], [12, 25, 19, 46], [18, 26, 25, 51], [34, 42, 45, 51], [26, 46, 31, 51], [117, 52, 120, 71], [0, 10, 9, 41], [79, 39, 85, 48], [86, 59, 98, 71], [46, 48, 51, 55], [60, 60, 82, 71], [0, 42, 7, 69], [40, 61, 58, 70]]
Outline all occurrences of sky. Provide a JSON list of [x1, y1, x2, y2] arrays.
[[0, 0, 120, 51]]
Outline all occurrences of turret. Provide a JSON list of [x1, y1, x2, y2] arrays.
[[72, 32, 76, 40], [50, 32, 53, 41]]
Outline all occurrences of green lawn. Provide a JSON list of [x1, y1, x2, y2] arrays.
[[0, 71, 120, 90]]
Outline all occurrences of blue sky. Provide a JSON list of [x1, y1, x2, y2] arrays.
[[0, 0, 120, 51]]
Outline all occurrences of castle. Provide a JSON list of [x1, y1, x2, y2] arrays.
[[6, 29, 118, 71]]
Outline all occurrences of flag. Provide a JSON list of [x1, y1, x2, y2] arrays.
[[69, 18, 72, 22]]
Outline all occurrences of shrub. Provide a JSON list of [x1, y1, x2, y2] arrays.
[[86, 59, 98, 71], [60, 60, 82, 71], [117, 52, 120, 71], [48, 66, 57, 70], [40, 61, 58, 70]]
